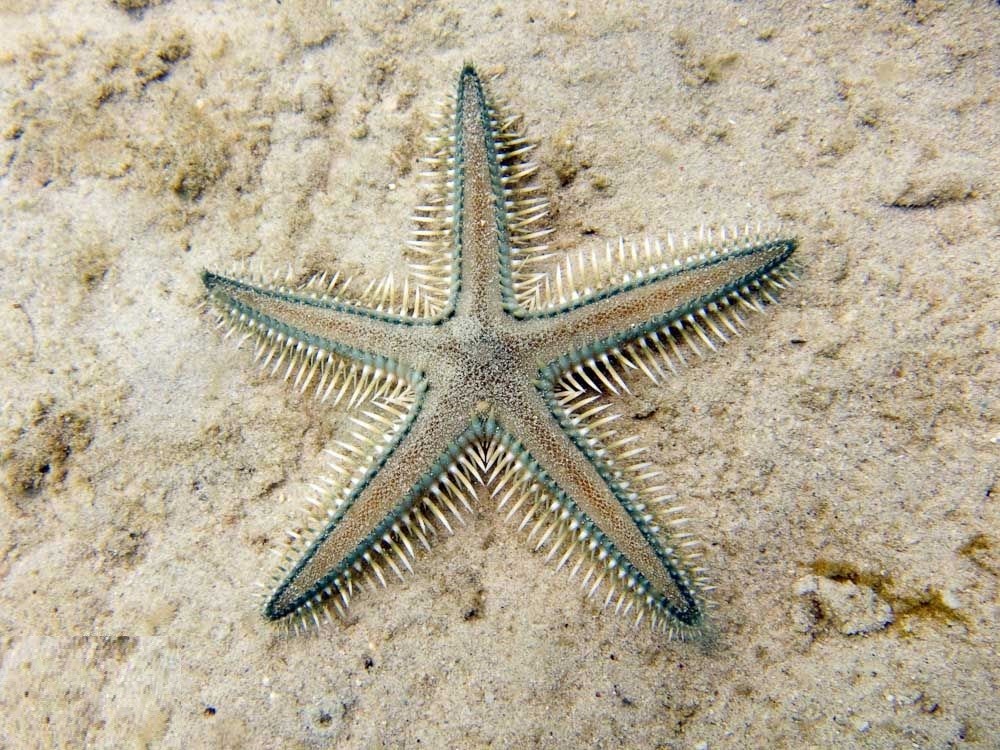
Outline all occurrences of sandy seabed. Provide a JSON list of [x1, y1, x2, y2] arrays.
[[1, 1, 997, 748]]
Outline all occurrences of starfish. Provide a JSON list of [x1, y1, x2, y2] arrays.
[[202, 65, 797, 638]]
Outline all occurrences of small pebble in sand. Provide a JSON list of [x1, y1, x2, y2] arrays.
[[795, 575, 894, 635]]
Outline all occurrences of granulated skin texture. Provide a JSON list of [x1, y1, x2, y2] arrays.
[[0, 2, 997, 747]]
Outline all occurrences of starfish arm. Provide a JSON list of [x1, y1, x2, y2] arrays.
[[441, 66, 556, 320], [525, 234, 797, 367], [202, 269, 428, 369], [495, 392, 705, 633], [263, 385, 479, 623]]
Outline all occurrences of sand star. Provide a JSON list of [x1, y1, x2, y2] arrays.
[[202, 65, 797, 638]]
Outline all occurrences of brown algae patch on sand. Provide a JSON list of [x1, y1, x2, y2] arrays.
[[2, 25, 245, 214], [278, 0, 347, 50], [958, 533, 997, 576], [93, 29, 192, 106], [1, 397, 92, 505], [889, 587, 969, 634], [797, 558, 971, 638], [669, 28, 740, 87], [153, 102, 231, 202]]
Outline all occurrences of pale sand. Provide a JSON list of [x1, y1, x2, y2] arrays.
[[1, 1, 997, 747]]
